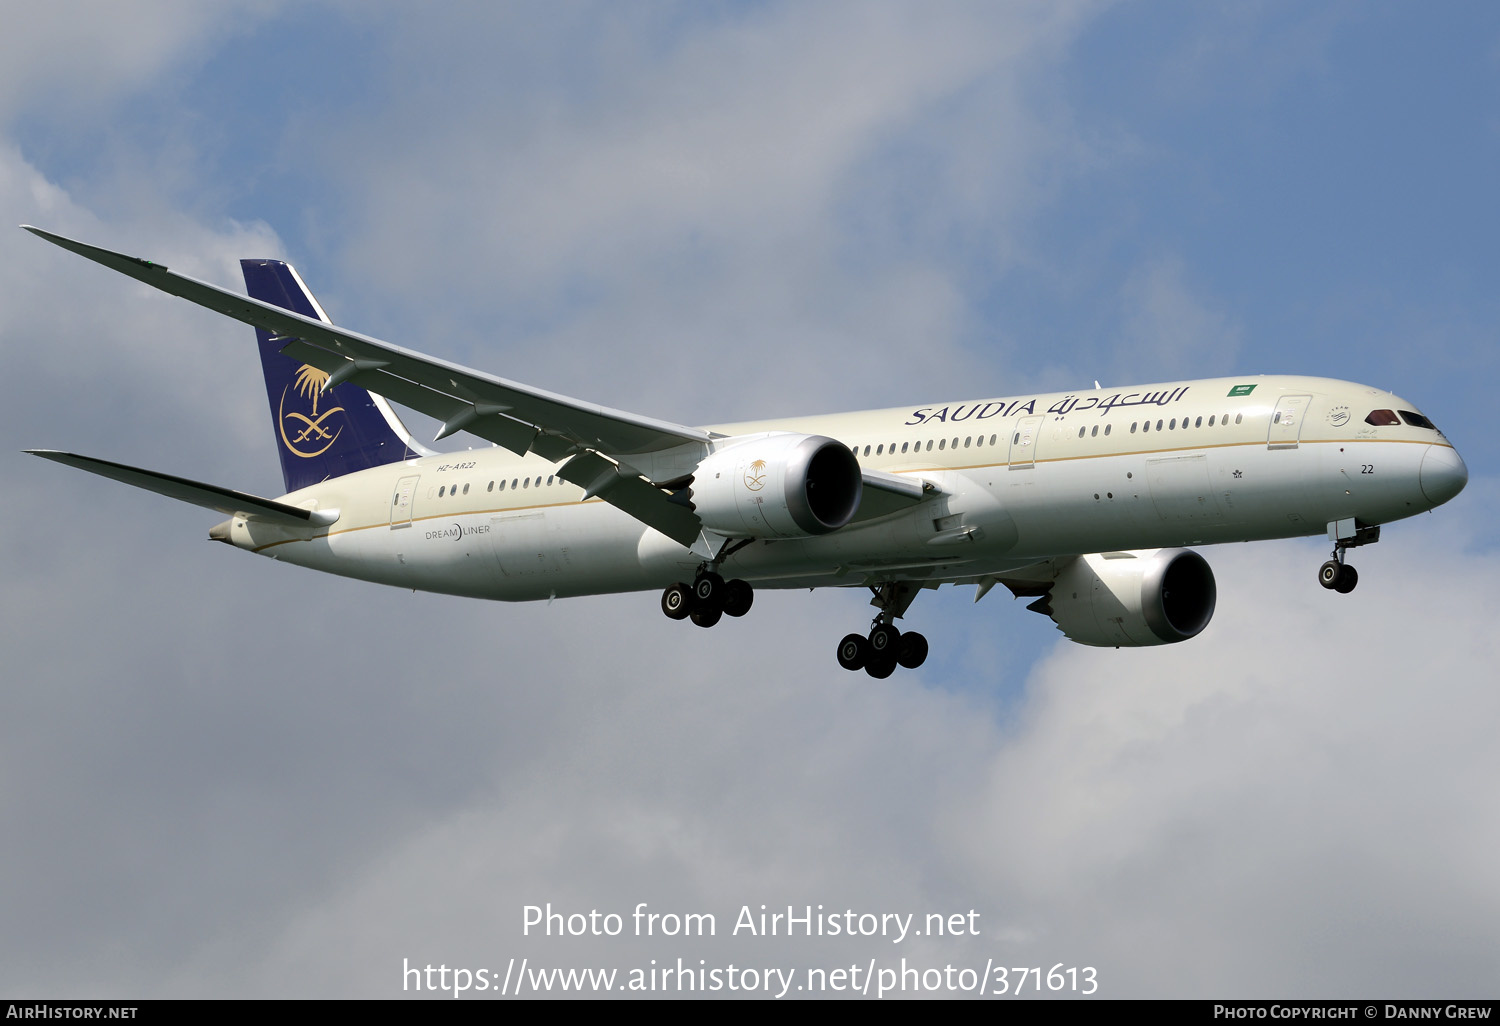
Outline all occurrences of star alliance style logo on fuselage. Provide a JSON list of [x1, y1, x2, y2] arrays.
[[279, 364, 346, 458], [744, 459, 767, 492]]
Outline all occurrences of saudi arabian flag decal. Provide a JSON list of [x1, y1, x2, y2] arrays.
[[1228, 383, 1257, 397]]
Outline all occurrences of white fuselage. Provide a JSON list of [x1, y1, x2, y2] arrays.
[[222, 375, 1464, 600]]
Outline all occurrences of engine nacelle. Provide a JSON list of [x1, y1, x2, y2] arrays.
[[1043, 548, 1216, 647], [689, 433, 862, 539]]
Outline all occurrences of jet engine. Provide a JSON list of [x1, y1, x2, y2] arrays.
[[1037, 548, 1216, 647], [687, 433, 862, 539]]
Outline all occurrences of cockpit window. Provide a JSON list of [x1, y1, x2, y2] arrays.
[[1399, 410, 1437, 430], [1364, 409, 1400, 426]]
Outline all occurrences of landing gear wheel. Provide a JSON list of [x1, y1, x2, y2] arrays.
[[694, 571, 725, 606], [896, 632, 929, 669], [690, 605, 722, 628], [723, 579, 754, 618], [868, 622, 901, 658], [661, 582, 694, 620], [1334, 564, 1359, 594], [1318, 560, 1343, 590], [837, 634, 868, 671], [865, 656, 897, 679]]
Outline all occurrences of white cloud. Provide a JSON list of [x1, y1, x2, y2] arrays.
[[264, 3, 1095, 420]]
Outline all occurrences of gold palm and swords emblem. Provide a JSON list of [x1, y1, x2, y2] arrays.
[[278, 364, 346, 458], [743, 458, 767, 491]]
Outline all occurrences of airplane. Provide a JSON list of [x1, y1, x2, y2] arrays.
[[22, 226, 1469, 676]]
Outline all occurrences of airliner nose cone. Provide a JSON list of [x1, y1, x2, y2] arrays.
[[1420, 444, 1468, 506]]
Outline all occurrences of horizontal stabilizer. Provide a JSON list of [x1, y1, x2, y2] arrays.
[[26, 450, 335, 528]]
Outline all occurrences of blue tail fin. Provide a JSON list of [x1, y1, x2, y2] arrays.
[[242, 260, 430, 493]]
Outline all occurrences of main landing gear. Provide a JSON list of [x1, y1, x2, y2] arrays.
[[835, 582, 929, 677], [661, 571, 754, 628]]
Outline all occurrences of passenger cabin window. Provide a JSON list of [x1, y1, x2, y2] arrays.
[[1365, 409, 1401, 426], [1399, 410, 1437, 430]]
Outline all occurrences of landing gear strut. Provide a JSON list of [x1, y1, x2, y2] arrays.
[[835, 582, 929, 677]]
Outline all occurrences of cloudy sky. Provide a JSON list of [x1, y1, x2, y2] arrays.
[[2, 0, 1497, 1000]]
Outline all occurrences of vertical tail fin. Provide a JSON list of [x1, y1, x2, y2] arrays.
[[242, 260, 432, 493]]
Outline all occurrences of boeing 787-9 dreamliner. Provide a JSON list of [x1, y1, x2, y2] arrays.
[[23, 226, 1468, 675]]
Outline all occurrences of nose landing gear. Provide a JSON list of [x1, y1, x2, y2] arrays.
[[1319, 521, 1378, 595]]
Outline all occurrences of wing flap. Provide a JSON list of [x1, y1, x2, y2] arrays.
[[554, 451, 703, 547], [27, 450, 333, 528]]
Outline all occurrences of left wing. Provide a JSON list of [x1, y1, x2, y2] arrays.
[[24, 226, 710, 546]]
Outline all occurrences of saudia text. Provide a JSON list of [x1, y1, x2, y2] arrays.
[[907, 386, 1190, 425]]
